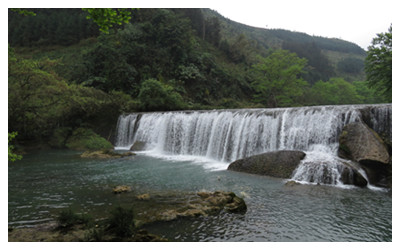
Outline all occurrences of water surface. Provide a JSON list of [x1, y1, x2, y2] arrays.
[[8, 150, 392, 241]]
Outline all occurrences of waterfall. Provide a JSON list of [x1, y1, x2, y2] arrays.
[[115, 104, 391, 185]]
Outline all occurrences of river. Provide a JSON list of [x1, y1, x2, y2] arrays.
[[8, 149, 392, 241]]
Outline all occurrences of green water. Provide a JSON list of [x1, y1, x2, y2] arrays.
[[8, 150, 392, 241]]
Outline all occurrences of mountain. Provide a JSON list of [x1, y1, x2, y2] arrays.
[[9, 8, 383, 147], [9, 8, 371, 109]]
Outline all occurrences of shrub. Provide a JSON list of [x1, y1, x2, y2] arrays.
[[107, 206, 135, 238], [56, 209, 92, 231], [65, 128, 113, 151], [138, 79, 185, 111]]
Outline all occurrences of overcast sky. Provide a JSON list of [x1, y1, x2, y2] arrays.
[[6, 0, 395, 50], [210, 0, 393, 50]]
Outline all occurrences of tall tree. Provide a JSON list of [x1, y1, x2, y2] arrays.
[[364, 25, 392, 102], [251, 50, 308, 107], [82, 8, 133, 33]]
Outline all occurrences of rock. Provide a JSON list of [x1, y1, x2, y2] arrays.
[[339, 162, 368, 187], [132, 229, 168, 242], [285, 180, 302, 186], [228, 150, 306, 179], [137, 194, 150, 200], [224, 196, 247, 213], [81, 150, 135, 159], [339, 122, 389, 164], [113, 185, 131, 194], [155, 191, 246, 222], [339, 122, 391, 187], [130, 141, 147, 151]]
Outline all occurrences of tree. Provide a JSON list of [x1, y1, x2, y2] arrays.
[[251, 50, 308, 107], [365, 25, 392, 102], [82, 8, 133, 33], [8, 132, 22, 162], [138, 79, 185, 111], [306, 78, 361, 105]]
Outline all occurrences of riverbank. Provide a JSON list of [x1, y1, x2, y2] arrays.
[[9, 190, 246, 242]]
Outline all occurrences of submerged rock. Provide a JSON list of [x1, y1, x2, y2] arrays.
[[81, 150, 135, 159], [130, 141, 147, 151], [285, 180, 302, 187], [113, 185, 131, 194], [228, 150, 306, 178], [157, 191, 246, 222], [137, 194, 150, 200]]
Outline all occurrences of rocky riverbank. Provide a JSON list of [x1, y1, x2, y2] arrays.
[[8, 190, 246, 242]]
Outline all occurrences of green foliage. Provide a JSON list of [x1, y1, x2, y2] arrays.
[[65, 128, 113, 151], [282, 41, 335, 83], [57, 209, 92, 231], [8, 7, 381, 140], [10, 8, 36, 16], [365, 25, 392, 102], [8, 49, 136, 144], [251, 50, 308, 107], [83, 8, 133, 34], [337, 57, 364, 74], [8, 132, 22, 162], [352, 81, 385, 104], [107, 206, 135, 238], [138, 79, 186, 111], [8, 9, 99, 46], [306, 78, 361, 105]]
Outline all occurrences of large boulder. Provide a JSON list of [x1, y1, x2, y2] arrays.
[[228, 150, 306, 178], [339, 122, 389, 164], [339, 122, 391, 187]]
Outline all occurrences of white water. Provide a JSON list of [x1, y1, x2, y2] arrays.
[[115, 104, 391, 185]]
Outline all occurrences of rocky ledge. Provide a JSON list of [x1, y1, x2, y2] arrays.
[[81, 149, 135, 159], [158, 191, 247, 222]]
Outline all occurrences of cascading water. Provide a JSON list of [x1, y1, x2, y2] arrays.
[[115, 104, 391, 186]]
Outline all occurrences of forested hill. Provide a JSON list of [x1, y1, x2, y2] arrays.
[[8, 8, 386, 146], [204, 9, 366, 55]]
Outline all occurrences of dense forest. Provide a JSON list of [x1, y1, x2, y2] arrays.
[[8, 8, 390, 151]]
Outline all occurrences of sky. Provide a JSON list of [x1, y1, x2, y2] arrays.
[[6, 0, 394, 50], [210, 0, 394, 50]]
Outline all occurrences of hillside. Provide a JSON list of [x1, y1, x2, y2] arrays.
[[8, 8, 384, 146], [202, 9, 366, 82]]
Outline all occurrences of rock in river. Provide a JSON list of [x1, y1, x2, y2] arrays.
[[113, 185, 131, 194], [339, 122, 389, 165], [228, 150, 306, 179], [81, 150, 135, 159], [339, 122, 391, 187], [158, 191, 247, 222]]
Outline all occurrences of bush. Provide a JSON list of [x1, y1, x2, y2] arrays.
[[65, 128, 113, 151], [48, 127, 72, 148], [107, 206, 135, 238], [138, 79, 186, 111], [57, 209, 92, 231]]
